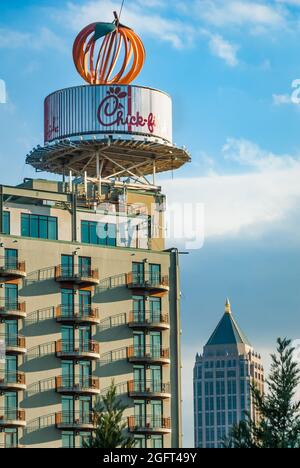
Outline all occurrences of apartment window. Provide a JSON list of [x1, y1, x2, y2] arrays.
[[21, 214, 57, 240], [62, 432, 74, 449], [81, 221, 116, 246], [2, 211, 10, 234], [5, 249, 18, 270], [4, 429, 17, 448]]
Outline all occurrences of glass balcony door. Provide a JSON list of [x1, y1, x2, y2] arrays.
[[132, 262, 144, 285], [5, 356, 17, 383], [79, 257, 91, 277], [5, 392, 17, 420], [79, 396, 91, 424], [133, 332, 145, 358], [150, 332, 161, 359], [150, 400, 162, 428], [79, 290, 91, 318], [62, 396, 74, 424], [62, 361, 73, 388], [133, 296, 145, 322], [61, 289, 74, 318], [5, 284, 18, 310], [79, 361, 91, 388], [79, 326, 91, 352], [149, 264, 161, 285], [5, 429, 17, 448], [61, 255, 74, 279], [61, 326, 74, 353], [150, 366, 162, 393], [133, 366, 145, 392], [5, 320, 18, 347], [4, 249, 18, 270], [149, 297, 161, 323], [134, 400, 146, 427]]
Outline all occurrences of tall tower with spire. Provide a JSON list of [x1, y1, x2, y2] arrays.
[[193, 300, 264, 448]]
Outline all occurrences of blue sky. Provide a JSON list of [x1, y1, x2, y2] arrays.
[[1, 0, 300, 447]]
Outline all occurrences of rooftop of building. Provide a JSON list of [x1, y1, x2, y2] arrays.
[[205, 299, 252, 347]]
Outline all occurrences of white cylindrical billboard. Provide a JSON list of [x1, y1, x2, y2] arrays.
[[44, 85, 172, 145]]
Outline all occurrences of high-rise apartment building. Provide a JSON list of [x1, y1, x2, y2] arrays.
[[0, 14, 190, 449], [193, 300, 264, 448]]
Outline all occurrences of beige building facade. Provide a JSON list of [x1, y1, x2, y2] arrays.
[[0, 178, 183, 448]]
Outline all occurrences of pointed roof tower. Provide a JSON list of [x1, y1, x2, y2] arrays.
[[206, 299, 251, 347]]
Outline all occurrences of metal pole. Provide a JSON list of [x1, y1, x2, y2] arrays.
[[69, 170, 73, 193], [153, 161, 156, 186], [96, 153, 101, 197], [84, 171, 88, 195]]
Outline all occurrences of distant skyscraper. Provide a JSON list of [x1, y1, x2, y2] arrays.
[[193, 299, 264, 448]]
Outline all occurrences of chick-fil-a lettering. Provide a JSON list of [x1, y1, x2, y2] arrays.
[[97, 92, 156, 134]]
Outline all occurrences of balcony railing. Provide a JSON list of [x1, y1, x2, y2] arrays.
[[55, 340, 100, 358], [128, 416, 171, 432], [127, 346, 170, 362], [55, 412, 95, 428], [1, 335, 26, 352], [55, 375, 100, 394], [126, 272, 169, 291], [0, 409, 26, 424], [55, 266, 99, 285], [55, 305, 99, 323], [0, 301, 26, 317], [0, 372, 26, 389], [128, 380, 171, 396], [128, 311, 169, 328], [0, 258, 26, 278]]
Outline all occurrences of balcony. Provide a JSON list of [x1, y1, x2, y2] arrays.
[[0, 258, 26, 281], [55, 305, 100, 325], [126, 272, 169, 293], [128, 311, 170, 331], [55, 340, 100, 361], [55, 412, 95, 431], [128, 416, 171, 435], [0, 409, 26, 428], [127, 346, 170, 365], [55, 376, 100, 396], [0, 301, 26, 320], [128, 381, 171, 400], [55, 266, 99, 287], [2, 336, 27, 355], [0, 372, 26, 392]]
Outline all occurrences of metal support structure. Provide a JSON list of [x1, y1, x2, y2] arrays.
[[71, 193, 77, 242], [153, 160, 156, 186], [84, 171, 88, 195], [69, 171, 73, 193]]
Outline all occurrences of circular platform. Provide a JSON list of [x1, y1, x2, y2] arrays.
[[26, 84, 190, 178]]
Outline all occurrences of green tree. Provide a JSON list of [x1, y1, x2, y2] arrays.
[[224, 338, 300, 448], [84, 382, 136, 449]]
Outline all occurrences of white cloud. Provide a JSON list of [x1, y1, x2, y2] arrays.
[[61, 0, 197, 49], [162, 139, 300, 241], [272, 93, 294, 105], [208, 33, 239, 66], [0, 27, 66, 52], [195, 0, 286, 29]]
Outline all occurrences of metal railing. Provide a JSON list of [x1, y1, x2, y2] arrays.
[[55, 375, 99, 391], [0, 409, 25, 422], [128, 311, 169, 325], [127, 272, 169, 289], [0, 301, 26, 313], [128, 416, 171, 431], [0, 257, 26, 273], [0, 335, 26, 349], [55, 265, 99, 281], [127, 346, 170, 360], [0, 372, 26, 386], [55, 412, 94, 426], [128, 380, 170, 394], [55, 340, 100, 356], [55, 305, 99, 321]]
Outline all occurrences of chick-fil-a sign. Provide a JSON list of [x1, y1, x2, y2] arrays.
[[97, 86, 156, 134]]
